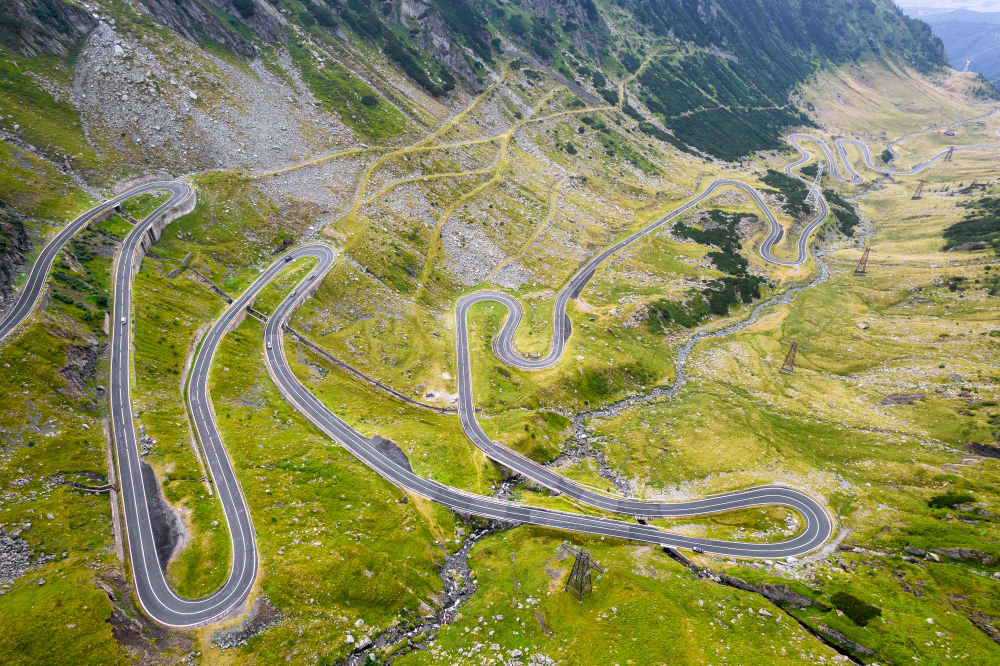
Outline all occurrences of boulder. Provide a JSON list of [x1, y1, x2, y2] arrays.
[[931, 547, 989, 562]]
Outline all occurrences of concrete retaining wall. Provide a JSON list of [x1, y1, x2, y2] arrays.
[[222, 303, 250, 337], [113, 172, 174, 195], [130, 188, 197, 281]]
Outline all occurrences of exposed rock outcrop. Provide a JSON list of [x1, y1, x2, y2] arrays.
[[0, 0, 97, 57], [0, 524, 57, 584], [212, 596, 283, 649], [138, 0, 285, 59], [716, 573, 829, 610], [930, 547, 996, 565], [400, 0, 481, 87], [816, 625, 875, 657], [0, 208, 32, 309], [879, 392, 926, 406], [59, 339, 101, 404], [98, 572, 194, 663]]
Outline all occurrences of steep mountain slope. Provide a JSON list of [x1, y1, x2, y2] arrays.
[[909, 8, 1000, 87], [624, 0, 947, 158]]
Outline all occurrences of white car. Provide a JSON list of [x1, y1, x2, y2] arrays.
[[120, 316, 126, 325], [266, 342, 272, 350]]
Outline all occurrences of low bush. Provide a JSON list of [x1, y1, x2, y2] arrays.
[[831, 591, 882, 627], [928, 491, 976, 509]]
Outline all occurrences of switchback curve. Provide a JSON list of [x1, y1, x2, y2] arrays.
[[48, 124, 1000, 627], [260, 247, 834, 560], [788, 131, 1000, 185], [0, 182, 189, 341]]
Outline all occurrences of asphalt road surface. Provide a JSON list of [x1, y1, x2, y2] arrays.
[[788, 132, 1000, 184], [106, 180, 258, 628], [260, 246, 834, 559], [0, 181, 189, 341], [40, 125, 999, 627]]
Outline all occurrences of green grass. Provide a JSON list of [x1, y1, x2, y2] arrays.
[[286, 33, 409, 141], [651, 506, 805, 544], [466, 301, 674, 444], [288, 337, 497, 493], [120, 192, 171, 221], [0, 264, 137, 664], [93, 215, 133, 240], [153, 171, 313, 292], [0, 566, 128, 665], [206, 316, 472, 663], [396, 528, 840, 664], [0, 47, 103, 167], [0, 142, 93, 224], [251, 257, 317, 316]]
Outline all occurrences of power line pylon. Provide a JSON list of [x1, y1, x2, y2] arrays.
[[854, 247, 871, 276], [944, 146, 954, 162], [564, 547, 605, 602], [911, 179, 925, 200], [778, 342, 798, 375]]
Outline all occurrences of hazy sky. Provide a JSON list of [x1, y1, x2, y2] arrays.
[[898, 0, 1000, 12]]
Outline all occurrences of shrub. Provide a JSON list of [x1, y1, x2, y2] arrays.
[[599, 88, 619, 105], [762, 170, 811, 217], [620, 50, 640, 73], [508, 13, 527, 35], [943, 196, 1000, 250], [708, 291, 730, 315], [831, 592, 881, 627], [360, 94, 378, 107], [928, 491, 976, 509], [622, 104, 643, 121], [231, 0, 256, 18], [307, 3, 337, 28]]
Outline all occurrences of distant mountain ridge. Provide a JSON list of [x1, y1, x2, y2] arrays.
[[905, 7, 1000, 86], [0, 0, 951, 165]]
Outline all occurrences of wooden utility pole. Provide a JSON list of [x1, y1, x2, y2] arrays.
[[778, 342, 798, 375], [911, 179, 925, 200], [854, 247, 871, 276], [564, 548, 604, 601]]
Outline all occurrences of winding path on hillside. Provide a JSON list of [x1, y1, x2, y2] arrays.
[[8, 123, 1000, 627], [0, 182, 190, 341], [106, 181, 266, 627], [788, 129, 1000, 185]]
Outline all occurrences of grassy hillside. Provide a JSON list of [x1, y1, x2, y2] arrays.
[[3, 0, 1000, 664]]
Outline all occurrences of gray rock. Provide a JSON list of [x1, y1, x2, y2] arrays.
[[3, 0, 97, 57], [212, 596, 282, 649], [879, 392, 926, 406], [946, 241, 987, 252], [717, 574, 825, 610], [816, 625, 875, 656], [931, 547, 989, 561]]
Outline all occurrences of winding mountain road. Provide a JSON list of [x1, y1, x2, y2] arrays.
[[0, 181, 190, 341], [788, 131, 1000, 185], [16, 123, 1000, 627], [106, 181, 258, 627], [262, 248, 832, 556]]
